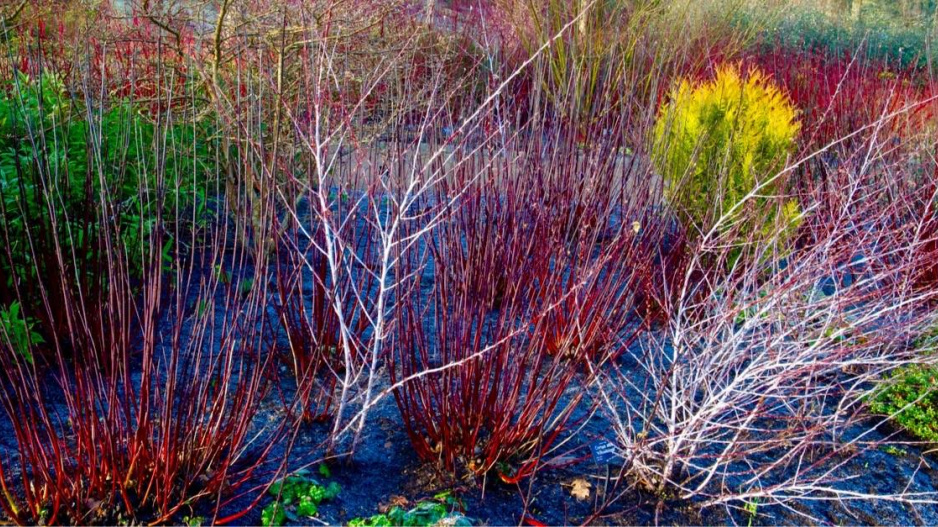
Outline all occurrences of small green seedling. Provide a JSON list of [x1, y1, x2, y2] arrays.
[[239, 278, 254, 296], [880, 445, 909, 457], [744, 498, 759, 527], [262, 502, 287, 527], [261, 471, 341, 527], [214, 264, 231, 285], [348, 491, 471, 527]]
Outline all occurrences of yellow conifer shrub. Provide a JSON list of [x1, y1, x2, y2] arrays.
[[654, 64, 801, 245]]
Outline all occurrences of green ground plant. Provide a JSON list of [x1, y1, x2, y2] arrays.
[[869, 364, 938, 443], [261, 469, 342, 527], [348, 492, 471, 527], [880, 445, 910, 457]]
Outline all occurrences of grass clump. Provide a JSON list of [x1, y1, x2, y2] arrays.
[[869, 365, 938, 443]]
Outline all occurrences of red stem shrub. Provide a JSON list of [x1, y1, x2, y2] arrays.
[[390, 112, 662, 479]]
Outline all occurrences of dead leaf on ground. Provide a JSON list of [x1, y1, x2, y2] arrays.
[[568, 477, 591, 501], [379, 495, 409, 513]]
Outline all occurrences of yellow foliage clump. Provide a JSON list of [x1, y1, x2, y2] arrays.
[[654, 64, 801, 241]]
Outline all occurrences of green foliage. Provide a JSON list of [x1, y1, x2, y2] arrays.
[[654, 64, 802, 246], [0, 72, 217, 321], [215, 265, 232, 285], [879, 445, 909, 457], [0, 301, 42, 363], [262, 502, 287, 527], [239, 277, 255, 297], [869, 365, 938, 443], [261, 472, 341, 527], [744, 497, 759, 527], [739, 0, 938, 69], [348, 492, 471, 527]]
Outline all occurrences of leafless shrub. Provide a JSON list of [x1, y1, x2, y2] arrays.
[[596, 115, 938, 520]]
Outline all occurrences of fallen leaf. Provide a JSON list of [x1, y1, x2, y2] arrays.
[[379, 495, 409, 513], [569, 478, 591, 501]]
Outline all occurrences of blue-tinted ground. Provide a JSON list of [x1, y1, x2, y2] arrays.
[[2, 208, 938, 526]]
